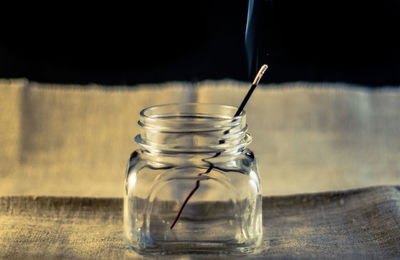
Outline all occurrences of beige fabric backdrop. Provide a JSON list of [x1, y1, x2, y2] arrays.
[[197, 80, 400, 195], [1, 79, 399, 197], [0, 79, 194, 197]]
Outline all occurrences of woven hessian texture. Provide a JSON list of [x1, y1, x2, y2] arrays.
[[0, 80, 194, 197], [1, 80, 400, 197], [0, 186, 399, 259]]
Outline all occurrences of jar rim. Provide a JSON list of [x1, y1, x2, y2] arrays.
[[136, 103, 251, 154], [140, 103, 245, 122]]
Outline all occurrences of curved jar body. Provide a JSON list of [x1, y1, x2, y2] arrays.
[[124, 103, 262, 254]]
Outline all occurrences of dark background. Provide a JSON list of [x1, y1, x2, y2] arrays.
[[0, 1, 399, 86]]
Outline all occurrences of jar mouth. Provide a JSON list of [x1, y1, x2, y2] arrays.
[[136, 103, 251, 153], [140, 103, 245, 130]]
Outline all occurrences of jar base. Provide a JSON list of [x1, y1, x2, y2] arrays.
[[126, 239, 262, 255]]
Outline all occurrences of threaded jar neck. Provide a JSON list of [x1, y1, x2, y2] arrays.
[[135, 103, 251, 154]]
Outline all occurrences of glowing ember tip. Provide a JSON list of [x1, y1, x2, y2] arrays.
[[252, 64, 268, 85]]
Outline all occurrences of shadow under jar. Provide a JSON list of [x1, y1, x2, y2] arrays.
[[124, 103, 262, 255]]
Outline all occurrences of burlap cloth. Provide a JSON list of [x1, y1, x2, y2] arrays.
[[1, 79, 400, 258]]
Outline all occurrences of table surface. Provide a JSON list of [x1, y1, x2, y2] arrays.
[[1, 186, 399, 259]]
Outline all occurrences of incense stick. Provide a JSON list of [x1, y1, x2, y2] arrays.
[[170, 64, 268, 229]]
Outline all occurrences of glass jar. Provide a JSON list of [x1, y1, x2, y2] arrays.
[[124, 103, 262, 255]]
